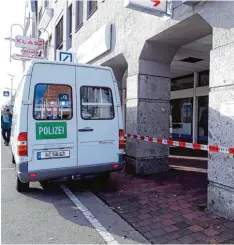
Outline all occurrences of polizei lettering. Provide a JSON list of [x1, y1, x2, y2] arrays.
[[38, 126, 65, 135]]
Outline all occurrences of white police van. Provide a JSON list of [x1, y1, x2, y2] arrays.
[[11, 60, 125, 192]]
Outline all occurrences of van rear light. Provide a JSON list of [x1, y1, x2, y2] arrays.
[[29, 173, 37, 178], [119, 129, 125, 149], [17, 132, 28, 157]]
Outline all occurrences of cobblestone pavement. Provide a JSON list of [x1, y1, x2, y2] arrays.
[[90, 158, 234, 244]]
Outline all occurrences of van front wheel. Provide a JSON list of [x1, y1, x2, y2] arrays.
[[16, 175, 29, 192], [12, 153, 15, 164]]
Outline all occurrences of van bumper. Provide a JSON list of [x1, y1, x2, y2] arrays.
[[17, 156, 125, 183]]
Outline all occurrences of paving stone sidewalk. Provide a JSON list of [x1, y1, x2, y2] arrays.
[[93, 159, 234, 244]]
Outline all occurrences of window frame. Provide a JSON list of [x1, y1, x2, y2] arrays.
[[55, 16, 63, 49], [68, 4, 72, 36], [75, 0, 83, 32], [198, 70, 209, 87], [80, 86, 115, 121], [44, 0, 49, 8], [87, 0, 97, 20], [38, 7, 43, 23], [44, 40, 48, 59], [33, 83, 73, 121], [171, 73, 194, 91], [197, 95, 209, 143], [170, 97, 193, 141]]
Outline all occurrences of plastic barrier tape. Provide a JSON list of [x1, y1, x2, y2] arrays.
[[125, 134, 234, 155]]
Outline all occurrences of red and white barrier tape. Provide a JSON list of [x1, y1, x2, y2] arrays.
[[125, 134, 234, 155]]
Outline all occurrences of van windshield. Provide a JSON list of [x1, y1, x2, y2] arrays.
[[81, 86, 114, 120], [33, 84, 73, 120]]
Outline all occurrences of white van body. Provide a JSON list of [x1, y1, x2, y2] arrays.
[[11, 60, 125, 190]]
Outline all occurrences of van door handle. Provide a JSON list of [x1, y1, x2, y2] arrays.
[[78, 128, 93, 132]]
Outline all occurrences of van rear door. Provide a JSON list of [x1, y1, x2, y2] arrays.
[[27, 63, 77, 171], [76, 67, 119, 167]]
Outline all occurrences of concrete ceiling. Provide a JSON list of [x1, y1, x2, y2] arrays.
[[171, 34, 212, 78]]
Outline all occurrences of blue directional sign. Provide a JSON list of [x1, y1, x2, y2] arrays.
[[58, 93, 70, 109], [57, 51, 73, 62], [3, 91, 10, 97]]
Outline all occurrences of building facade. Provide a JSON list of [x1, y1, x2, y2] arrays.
[[24, 0, 234, 220]]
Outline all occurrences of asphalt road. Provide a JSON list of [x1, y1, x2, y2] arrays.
[[1, 141, 148, 244]]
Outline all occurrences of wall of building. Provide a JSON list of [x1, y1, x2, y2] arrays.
[[26, 0, 234, 220]]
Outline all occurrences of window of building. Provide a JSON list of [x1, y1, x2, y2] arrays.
[[198, 96, 208, 143], [44, 41, 48, 59], [67, 4, 72, 49], [48, 35, 52, 59], [69, 4, 72, 35], [87, 0, 97, 19], [38, 7, 43, 23], [44, 35, 52, 59], [171, 74, 194, 91], [75, 0, 83, 31], [35, 1, 38, 19], [81, 86, 114, 120], [56, 17, 63, 49], [170, 98, 193, 140], [44, 0, 49, 8], [33, 84, 73, 120], [199, 70, 209, 87]]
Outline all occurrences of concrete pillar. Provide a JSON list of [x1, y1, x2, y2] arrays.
[[125, 59, 171, 175], [208, 29, 234, 220]]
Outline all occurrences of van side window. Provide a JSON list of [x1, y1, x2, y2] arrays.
[[33, 84, 73, 120], [81, 86, 114, 120]]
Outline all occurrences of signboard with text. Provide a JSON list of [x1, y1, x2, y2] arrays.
[[58, 93, 70, 109], [3, 91, 10, 97], [77, 24, 111, 64], [56, 51, 74, 62], [15, 35, 44, 50], [36, 122, 67, 140], [11, 53, 46, 61], [124, 0, 172, 16]]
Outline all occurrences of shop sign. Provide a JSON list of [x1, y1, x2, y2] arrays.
[[15, 35, 44, 50], [21, 48, 41, 56], [124, 0, 172, 16], [11, 53, 46, 61], [77, 24, 111, 64]]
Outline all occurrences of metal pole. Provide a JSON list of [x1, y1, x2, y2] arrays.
[[10, 77, 13, 104], [9, 24, 24, 62], [8, 74, 15, 105], [192, 72, 199, 144]]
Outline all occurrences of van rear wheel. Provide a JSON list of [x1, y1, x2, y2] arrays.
[[99, 172, 111, 183], [16, 175, 29, 192]]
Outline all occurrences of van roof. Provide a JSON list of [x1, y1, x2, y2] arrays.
[[24, 59, 114, 77]]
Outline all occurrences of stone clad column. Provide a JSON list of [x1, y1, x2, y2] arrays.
[[208, 31, 234, 220], [125, 59, 171, 175]]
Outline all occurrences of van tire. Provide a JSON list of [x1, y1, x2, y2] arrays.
[[16, 175, 29, 192], [40, 181, 50, 189], [99, 172, 111, 183], [12, 153, 15, 164]]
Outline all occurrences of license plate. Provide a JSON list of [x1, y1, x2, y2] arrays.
[[37, 150, 70, 160]]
